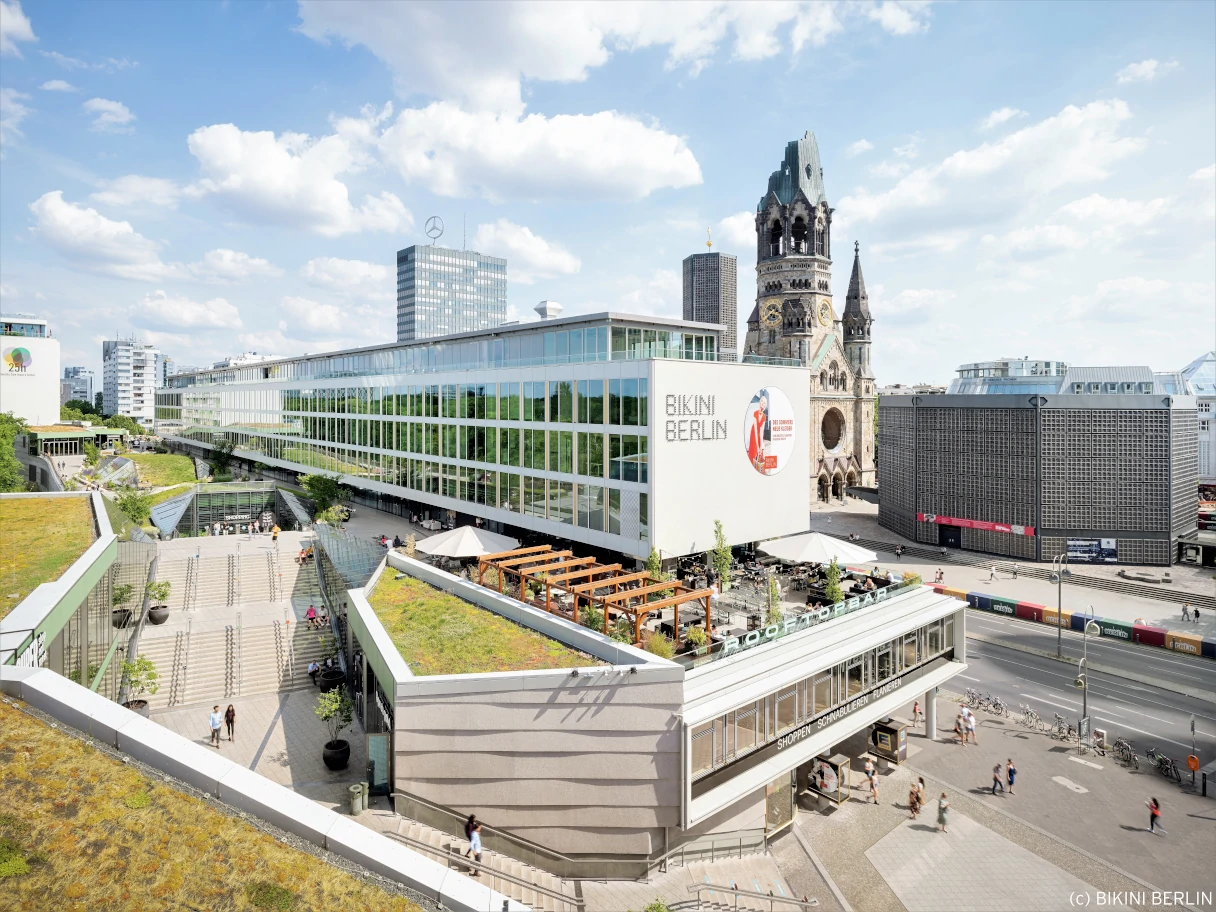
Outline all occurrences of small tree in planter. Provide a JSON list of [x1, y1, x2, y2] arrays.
[[145, 580, 172, 625], [111, 583, 136, 629], [683, 624, 708, 653], [315, 685, 354, 770], [120, 654, 159, 715], [824, 559, 845, 605]]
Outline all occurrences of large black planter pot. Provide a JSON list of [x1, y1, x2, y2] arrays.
[[147, 605, 170, 625], [318, 668, 345, 693], [111, 608, 132, 629], [322, 739, 351, 770], [123, 700, 150, 717]]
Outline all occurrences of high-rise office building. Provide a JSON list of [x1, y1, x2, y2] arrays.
[[682, 251, 737, 361], [102, 338, 161, 426], [396, 244, 507, 342], [63, 366, 94, 404]]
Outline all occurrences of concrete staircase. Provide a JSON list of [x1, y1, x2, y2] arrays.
[[388, 816, 580, 912], [154, 547, 322, 610]]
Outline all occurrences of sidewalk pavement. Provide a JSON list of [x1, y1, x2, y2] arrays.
[[808, 502, 1216, 636]]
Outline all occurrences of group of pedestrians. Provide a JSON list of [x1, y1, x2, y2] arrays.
[[1181, 603, 1202, 623], [991, 759, 1017, 795], [208, 704, 236, 746], [953, 705, 978, 745]]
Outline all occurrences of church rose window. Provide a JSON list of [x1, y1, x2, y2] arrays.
[[821, 408, 844, 451]]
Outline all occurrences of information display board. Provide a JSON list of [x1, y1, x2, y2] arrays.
[[808, 754, 851, 806]]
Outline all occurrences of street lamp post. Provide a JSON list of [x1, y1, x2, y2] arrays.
[[1076, 619, 1100, 744], [1050, 553, 1070, 659]]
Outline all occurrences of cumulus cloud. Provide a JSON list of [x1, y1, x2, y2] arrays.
[[135, 290, 244, 331], [300, 256, 394, 301], [1115, 58, 1177, 84], [716, 211, 755, 250], [846, 138, 874, 156], [1063, 276, 1212, 324], [872, 287, 955, 326], [365, 102, 701, 202], [83, 97, 135, 132], [91, 175, 182, 208], [871, 232, 968, 259], [185, 121, 412, 236], [41, 50, 136, 71], [981, 107, 1027, 130], [39, 79, 76, 92], [868, 160, 909, 179], [278, 295, 346, 338], [1191, 163, 1216, 218], [839, 100, 1148, 226], [980, 193, 1171, 259], [0, 0, 36, 57], [296, 1, 918, 118], [0, 87, 31, 149], [190, 249, 281, 282], [471, 219, 580, 284], [29, 190, 176, 281], [616, 268, 681, 318]]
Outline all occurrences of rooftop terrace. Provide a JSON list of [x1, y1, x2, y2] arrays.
[[0, 495, 95, 620], [368, 572, 607, 676], [0, 697, 422, 911]]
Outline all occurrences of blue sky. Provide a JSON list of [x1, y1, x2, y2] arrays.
[[1, 0, 1213, 385]]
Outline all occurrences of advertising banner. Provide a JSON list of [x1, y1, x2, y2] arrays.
[[745, 387, 795, 476], [1066, 538, 1117, 563], [916, 513, 1035, 536]]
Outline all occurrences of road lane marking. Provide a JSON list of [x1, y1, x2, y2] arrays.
[[1069, 756, 1103, 770], [1052, 776, 1088, 793], [956, 674, 981, 682], [1092, 717, 1193, 751]]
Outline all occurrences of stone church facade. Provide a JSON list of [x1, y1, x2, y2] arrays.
[[743, 132, 876, 501]]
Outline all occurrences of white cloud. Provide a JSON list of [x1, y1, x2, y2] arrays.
[[1192, 163, 1216, 182], [134, 290, 244, 331], [893, 136, 919, 158], [1063, 276, 1212, 324], [981, 107, 1027, 130], [840, 100, 1147, 225], [29, 190, 177, 281], [872, 287, 955, 326], [1191, 163, 1216, 218], [190, 249, 281, 282], [846, 138, 874, 157], [300, 256, 393, 301], [716, 211, 755, 250], [39, 79, 77, 92], [185, 121, 412, 236], [0, 87, 31, 149], [0, 0, 35, 57], [981, 193, 1171, 259], [616, 268, 681, 318], [867, 160, 909, 179], [296, 2, 917, 118], [278, 295, 345, 338], [90, 175, 182, 208], [41, 50, 136, 71], [871, 232, 968, 259], [368, 102, 701, 202], [867, 1, 932, 36], [1115, 58, 1178, 84], [471, 219, 580, 284], [83, 97, 135, 133]]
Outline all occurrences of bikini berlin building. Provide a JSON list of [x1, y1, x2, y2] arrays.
[[156, 313, 815, 561]]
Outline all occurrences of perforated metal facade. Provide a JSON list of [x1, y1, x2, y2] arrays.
[[878, 394, 1198, 565]]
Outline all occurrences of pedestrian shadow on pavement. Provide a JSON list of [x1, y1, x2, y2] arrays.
[[909, 824, 937, 833], [1118, 825, 1149, 833]]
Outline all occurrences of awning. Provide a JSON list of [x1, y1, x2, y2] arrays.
[[758, 532, 877, 565], [415, 525, 520, 558]]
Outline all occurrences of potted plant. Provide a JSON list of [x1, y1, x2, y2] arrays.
[[316, 685, 354, 770], [316, 634, 345, 692], [111, 583, 135, 629], [120, 654, 159, 716], [145, 580, 172, 625]]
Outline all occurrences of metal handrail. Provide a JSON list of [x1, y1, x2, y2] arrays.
[[652, 827, 767, 871], [181, 617, 192, 706], [283, 605, 296, 682], [688, 882, 818, 911], [236, 611, 243, 696], [384, 830, 584, 911]]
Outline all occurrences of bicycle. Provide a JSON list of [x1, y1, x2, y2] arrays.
[[965, 688, 980, 707], [1113, 738, 1138, 768], [1145, 747, 1182, 783], [990, 696, 1008, 717]]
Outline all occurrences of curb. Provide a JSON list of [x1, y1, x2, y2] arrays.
[[964, 632, 1216, 705], [790, 822, 853, 912], [904, 762, 1205, 912]]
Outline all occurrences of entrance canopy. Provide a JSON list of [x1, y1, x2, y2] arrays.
[[758, 532, 876, 565], [415, 525, 519, 558]]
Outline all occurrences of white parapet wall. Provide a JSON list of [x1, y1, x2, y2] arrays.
[[0, 664, 527, 912]]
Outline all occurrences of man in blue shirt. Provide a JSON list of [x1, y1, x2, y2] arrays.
[[209, 705, 223, 747]]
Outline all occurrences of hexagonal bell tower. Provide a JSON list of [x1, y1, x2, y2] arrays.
[[744, 131, 835, 365]]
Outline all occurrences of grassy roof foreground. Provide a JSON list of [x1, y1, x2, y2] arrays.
[[0, 698, 424, 912], [0, 496, 95, 621], [128, 453, 198, 487], [369, 573, 606, 676]]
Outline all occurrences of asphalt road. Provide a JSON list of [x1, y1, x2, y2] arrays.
[[957, 624, 1216, 767]]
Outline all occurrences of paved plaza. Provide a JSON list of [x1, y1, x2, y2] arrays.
[[151, 688, 367, 812]]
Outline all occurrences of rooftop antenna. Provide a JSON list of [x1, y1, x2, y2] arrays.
[[706, 227, 712, 250], [463, 213, 466, 251]]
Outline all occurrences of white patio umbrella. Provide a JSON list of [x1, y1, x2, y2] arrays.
[[414, 525, 519, 558], [758, 532, 877, 566]]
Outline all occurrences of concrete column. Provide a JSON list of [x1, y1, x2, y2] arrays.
[[924, 687, 937, 740]]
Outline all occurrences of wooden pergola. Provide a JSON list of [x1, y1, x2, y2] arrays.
[[477, 545, 715, 646]]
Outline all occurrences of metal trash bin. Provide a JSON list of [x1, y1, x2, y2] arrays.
[[359, 782, 369, 811], [349, 784, 363, 816]]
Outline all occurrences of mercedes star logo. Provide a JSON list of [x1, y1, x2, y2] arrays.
[[425, 216, 444, 242]]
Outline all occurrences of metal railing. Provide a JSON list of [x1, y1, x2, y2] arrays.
[[180, 618, 193, 706], [384, 830, 584, 912], [654, 828, 768, 872], [236, 611, 243, 696], [688, 882, 817, 911]]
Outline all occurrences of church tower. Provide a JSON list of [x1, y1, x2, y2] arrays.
[[842, 241, 873, 380], [744, 132, 835, 365]]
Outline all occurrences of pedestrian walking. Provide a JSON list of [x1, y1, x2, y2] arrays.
[[1146, 798, 1165, 835], [224, 704, 236, 741], [964, 706, 978, 744], [1182, 603, 1191, 622], [209, 705, 222, 747], [271, 524, 280, 543], [464, 815, 483, 873], [953, 712, 965, 745], [908, 782, 920, 819], [937, 793, 950, 833], [912, 699, 924, 725], [1007, 758, 1016, 794], [917, 777, 926, 809], [988, 565, 997, 581], [869, 774, 879, 804], [1011, 563, 1018, 579], [992, 761, 1005, 795]]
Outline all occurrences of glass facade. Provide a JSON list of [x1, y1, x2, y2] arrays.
[[397, 244, 507, 342], [690, 615, 956, 780]]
